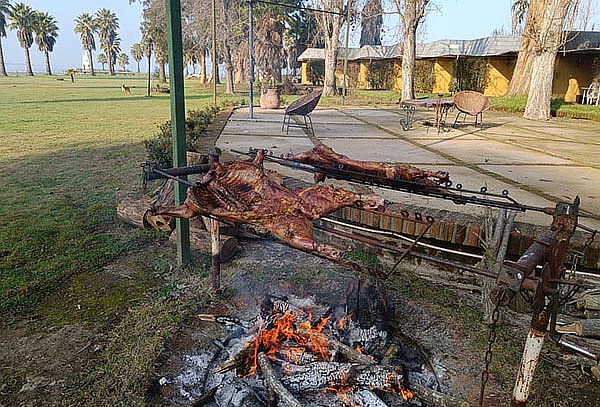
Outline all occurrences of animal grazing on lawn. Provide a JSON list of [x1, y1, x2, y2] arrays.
[[121, 84, 131, 94]]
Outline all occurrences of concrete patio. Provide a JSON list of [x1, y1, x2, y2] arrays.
[[217, 105, 600, 230]]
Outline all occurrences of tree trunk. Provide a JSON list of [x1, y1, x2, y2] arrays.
[[88, 49, 95, 76], [0, 37, 7, 76], [108, 54, 115, 75], [224, 46, 235, 94], [199, 48, 207, 83], [400, 0, 420, 101], [401, 25, 416, 100], [136, 61, 140, 73], [323, 38, 339, 96], [523, 0, 571, 121], [44, 51, 52, 75], [506, 0, 545, 96], [159, 61, 167, 83], [24, 47, 33, 76]]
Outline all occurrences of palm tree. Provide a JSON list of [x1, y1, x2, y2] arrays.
[[97, 52, 106, 70], [33, 11, 58, 75], [130, 42, 143, 73], [106, 34, 121, 71], [0, 0, 10, 76], [94, 8, 119, 75], [7, 2, 35, 76], [74, 13, 96, 75], [117, 52, 129, 72]]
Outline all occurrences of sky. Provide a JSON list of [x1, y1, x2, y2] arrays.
[[1, 0, 599, 74]]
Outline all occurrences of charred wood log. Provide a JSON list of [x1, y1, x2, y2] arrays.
[[348, 389, 389, 407], [410, 382, 468, 407], [280, 362, 407, 394], [257, 352, 304, 407]]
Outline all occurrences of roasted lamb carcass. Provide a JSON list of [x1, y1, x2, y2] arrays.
[[286, 143, 450, 187], [153, 149, 384, 270]]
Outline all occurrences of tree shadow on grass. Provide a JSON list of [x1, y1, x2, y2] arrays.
[[18, 93, 214, 105]]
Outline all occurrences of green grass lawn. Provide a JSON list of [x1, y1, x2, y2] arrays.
[[491, 94, 600, 120], [0, 74, 242, 316]]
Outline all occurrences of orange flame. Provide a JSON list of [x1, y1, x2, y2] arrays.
[[245, 311, 331, 376]]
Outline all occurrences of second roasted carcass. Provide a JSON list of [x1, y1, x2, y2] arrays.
[[153, 150, 384, 272], [286, 143, 450, 187]]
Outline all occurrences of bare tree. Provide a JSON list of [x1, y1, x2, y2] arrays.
[[315, 0, 346, 96], [507, 0, 544, 96], [523, 0, 579, 120], [393, 0, 431, 101]]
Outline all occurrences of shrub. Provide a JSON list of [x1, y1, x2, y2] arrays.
[[452, 57, 488, 93], [414, 60, 434, 93], [366, 60, 394, 90], [144, 105, 221, 167]]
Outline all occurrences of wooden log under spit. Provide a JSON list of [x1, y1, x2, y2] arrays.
[[117, 197, 152, 229], [577, 293, 600, 311], [257, 352, 303, 407], [557, 319, 600, 338]]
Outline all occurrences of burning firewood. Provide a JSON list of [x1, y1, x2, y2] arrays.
[[257, 352, 303, 407], [280, 362, 412, 399]]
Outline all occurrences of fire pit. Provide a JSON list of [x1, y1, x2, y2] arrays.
[[158, 279, 459, 407]]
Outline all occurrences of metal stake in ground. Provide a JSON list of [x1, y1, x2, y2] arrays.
[[208, 147, 221, 289]]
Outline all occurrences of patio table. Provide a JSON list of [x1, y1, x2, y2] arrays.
[[400, 98, 455, 133]]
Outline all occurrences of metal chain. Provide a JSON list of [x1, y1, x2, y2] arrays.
[[479, 302, 501, 407]]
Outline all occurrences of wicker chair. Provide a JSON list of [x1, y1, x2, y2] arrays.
[[452, 90, 490, 128], [281, 91, 322, 135]]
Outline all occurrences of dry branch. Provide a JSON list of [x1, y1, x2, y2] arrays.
[[257, 352, 304, 407]]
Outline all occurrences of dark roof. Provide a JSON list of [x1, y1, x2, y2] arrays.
[[298, 31, 600, 62]]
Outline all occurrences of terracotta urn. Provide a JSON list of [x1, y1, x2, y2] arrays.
[[260, 88, 281, 109]]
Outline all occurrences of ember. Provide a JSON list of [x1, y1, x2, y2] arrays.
[[159, 294, 455, 407]]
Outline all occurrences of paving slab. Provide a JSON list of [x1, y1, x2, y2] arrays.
[[313, 138, 453, 165], [425, 138, 572, 165], [218, 134, 314, 157]]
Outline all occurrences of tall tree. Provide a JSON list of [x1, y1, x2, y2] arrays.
[[394, 0, 431, 101], [97, 52, 107, 70], [117, 52, 129, 71], [255, 12, 286, 84], [74, 13, 96, 75], [524, 0, 577, 120], [360, 0, 383, 46], [141, 1, 167, 83], [315, 0, 346, 96], [130, 42, 143, 73], [0, 0, 9, 76], [506, 0, 544, 96], [7, 2, 35, 76], [95, 8, 119, 75], [33, 11, 58, 75], [511, 0, 529, 34]]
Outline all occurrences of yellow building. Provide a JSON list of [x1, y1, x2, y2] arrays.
[[298, 32, 600, 102]]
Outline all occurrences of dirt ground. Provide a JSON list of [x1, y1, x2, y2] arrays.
[[1, 237, 599, 406]]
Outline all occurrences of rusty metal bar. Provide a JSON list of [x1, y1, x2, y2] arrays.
[[511, 199, 580, 407]]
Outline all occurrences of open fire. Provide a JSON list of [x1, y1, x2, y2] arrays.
[[161, 293, 451, 407]]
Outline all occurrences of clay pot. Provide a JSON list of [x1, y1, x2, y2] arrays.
[[260, 88, 281, 109]]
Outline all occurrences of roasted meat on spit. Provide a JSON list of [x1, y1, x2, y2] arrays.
[[286, 143, 450, 187], [154, 149, 384, 271]]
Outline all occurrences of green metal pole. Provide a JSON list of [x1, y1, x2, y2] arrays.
[[342, 0, 352, 104], [166, 0, 191, 265]]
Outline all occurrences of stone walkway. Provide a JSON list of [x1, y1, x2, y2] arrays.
[[217, 106, 600, 230]]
